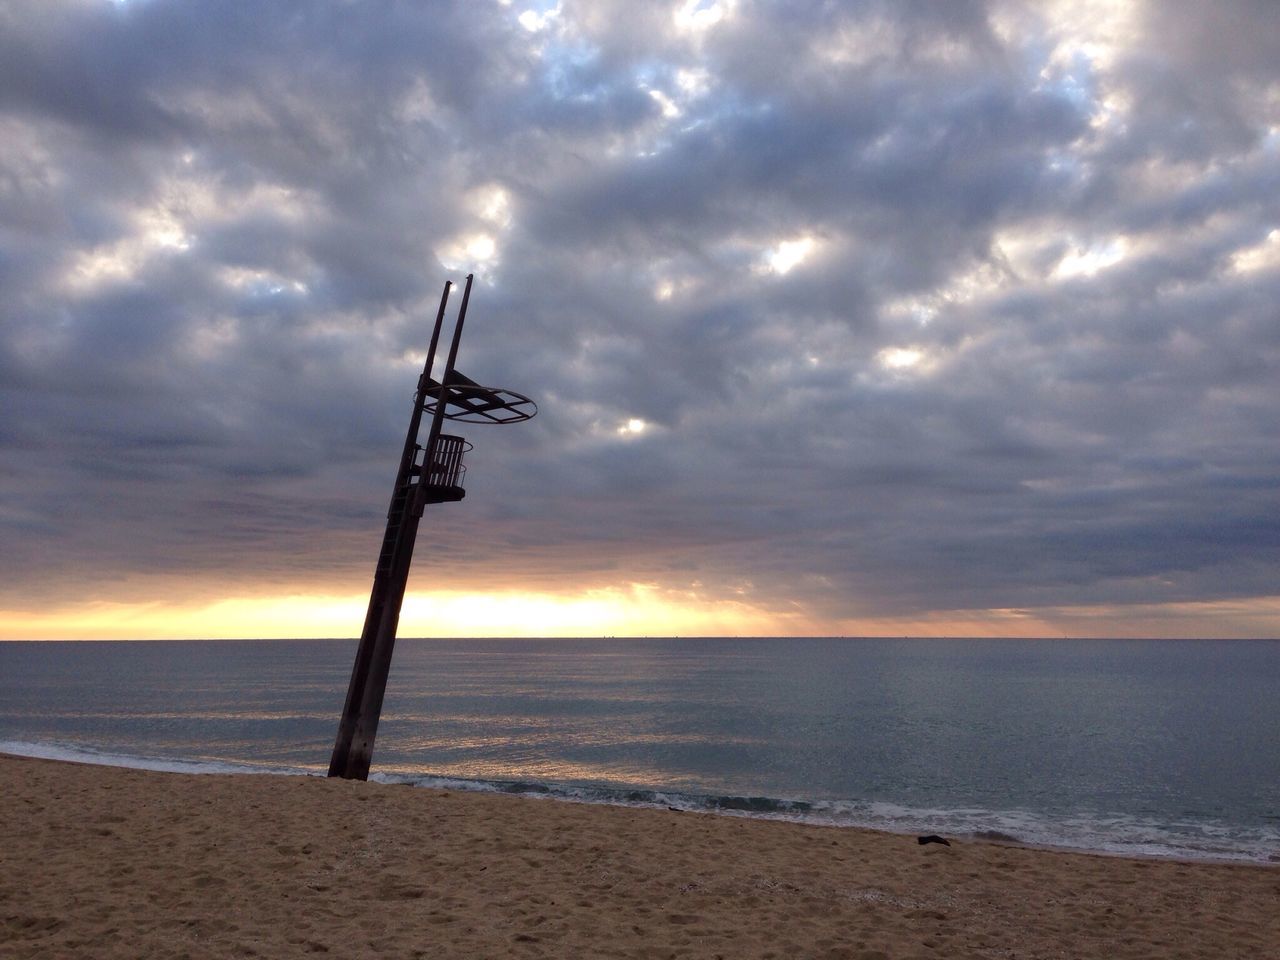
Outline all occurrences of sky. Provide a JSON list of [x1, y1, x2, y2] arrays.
[[1, 0, 1278, 640]]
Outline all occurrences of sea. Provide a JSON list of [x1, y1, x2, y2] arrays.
[[2, 637, 1277, 864]]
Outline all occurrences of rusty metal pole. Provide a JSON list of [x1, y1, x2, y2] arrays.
[[327, 281, 452, 779], [330, 274, 476, 781]]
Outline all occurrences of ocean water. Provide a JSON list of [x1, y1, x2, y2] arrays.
[[2, 637, 1278, 864]]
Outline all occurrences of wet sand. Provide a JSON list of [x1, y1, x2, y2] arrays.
[[3, 753, 1277, 958]]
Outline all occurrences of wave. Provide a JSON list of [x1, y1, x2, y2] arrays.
[[0, 738, 305, 778], [5, 739, 1276, 865], [371, 771, 1280, 865]]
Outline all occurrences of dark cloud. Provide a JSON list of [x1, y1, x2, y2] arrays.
[[1, 0, 1277, 633]]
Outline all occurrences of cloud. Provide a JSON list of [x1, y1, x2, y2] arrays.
[[1, 0, 1277, 635]]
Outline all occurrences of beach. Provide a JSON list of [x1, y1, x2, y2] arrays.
[[3, 754, 1277, 959]]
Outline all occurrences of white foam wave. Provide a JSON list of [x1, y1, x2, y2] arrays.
[[7, 740, 1276, 864], [798, 799, 1280, 863], [0, 739, 305, 778], [378, 773, 1280, 864]]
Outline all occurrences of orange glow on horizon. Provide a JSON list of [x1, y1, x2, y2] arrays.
[[1, 587, 1277, 641], [0, 583, 790, 641]]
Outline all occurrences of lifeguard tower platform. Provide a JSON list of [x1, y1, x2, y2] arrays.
[[328, 274, 535, 780]]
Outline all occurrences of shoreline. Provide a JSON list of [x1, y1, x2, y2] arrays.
[[5, 753, 1278, 959], [4, 742, 1276, 867], [3, 741, 1275, 867]]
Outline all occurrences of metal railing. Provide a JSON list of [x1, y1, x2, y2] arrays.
[[417, 434, 470, 489]]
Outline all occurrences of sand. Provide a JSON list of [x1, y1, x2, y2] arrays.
[[2, 754, 1277, 959]]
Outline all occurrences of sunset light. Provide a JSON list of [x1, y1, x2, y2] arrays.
[[2, 0, 1276, 643]]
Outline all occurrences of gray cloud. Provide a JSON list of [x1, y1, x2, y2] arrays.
[[1, 0, 1277, 632]]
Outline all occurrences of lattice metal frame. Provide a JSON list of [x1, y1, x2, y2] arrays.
[[423, 372, 538, 424]]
